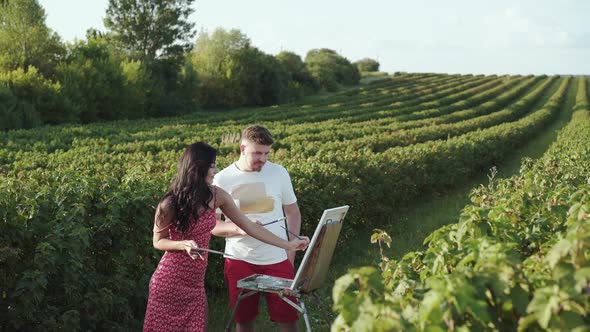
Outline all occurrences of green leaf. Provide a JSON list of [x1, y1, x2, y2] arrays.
[[333, 274, 355, 306], [517, 314, 539, 332], [545, 239, 571, 268], [527, 286, 560, 328], [573, 267, 590, 291], [418, 290, 445, 327], [553, 262, 575, 281], [511, 284, 530, 316], [467, 299, 492, 325], [553, 311, 586, 331]]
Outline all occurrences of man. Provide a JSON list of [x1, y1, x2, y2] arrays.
[[212, 125, 302, 332]]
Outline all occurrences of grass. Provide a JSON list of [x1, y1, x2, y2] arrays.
[[206, 76, 579, 331]]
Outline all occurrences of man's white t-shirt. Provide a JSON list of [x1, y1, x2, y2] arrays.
[[213, 161, 297, 265]]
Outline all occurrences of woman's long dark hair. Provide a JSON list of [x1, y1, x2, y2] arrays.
[[165, 142, 217, 233]]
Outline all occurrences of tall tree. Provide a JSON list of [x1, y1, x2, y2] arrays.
[[0, 0, 63, 76], [190, 28, 252, 108], [104, 0, 196, 65], [276, 51, 320, 99], [191, 28, 291, 108], [55, 35, 128, 123]]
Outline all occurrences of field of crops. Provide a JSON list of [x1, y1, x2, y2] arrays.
[[332, 76, 590, 331], [1, 73, 587, 330]]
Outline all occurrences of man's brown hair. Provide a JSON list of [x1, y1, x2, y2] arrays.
[[241, 125, 274, 145]]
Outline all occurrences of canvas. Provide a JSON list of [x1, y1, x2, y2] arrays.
[[236, 205, 350, 294]]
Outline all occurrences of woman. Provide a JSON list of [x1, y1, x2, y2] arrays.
[[143, 142, 308, 332]]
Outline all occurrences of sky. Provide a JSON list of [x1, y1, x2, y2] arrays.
[[38, 0, 590, 75]]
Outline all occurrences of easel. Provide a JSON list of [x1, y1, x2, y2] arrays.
[[224, 206, 349, 332], [224, 279, 333, 332]]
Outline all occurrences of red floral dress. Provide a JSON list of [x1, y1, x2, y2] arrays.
[[143, 202, 217, 332]]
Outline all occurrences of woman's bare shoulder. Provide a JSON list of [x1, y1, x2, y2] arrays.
[[158, 195, 174, 211], [211, 185, 230, 204], [154, 195, 175, 230]]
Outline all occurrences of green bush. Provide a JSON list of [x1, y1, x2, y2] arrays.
[[0, 166, 165, 330], [0, 85, 25, 130], [276, 51, 320, 101], [120, 59, 151, 119], [56, 38, 127, 123], [305, 48, 360, 91], [354, 57, 380, 72], [0, 66, 74, 127], [146, 58, 199, 117]]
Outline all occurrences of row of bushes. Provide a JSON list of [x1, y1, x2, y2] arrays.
[[278, 75, 495, 125], [278, 76, 538, 151], [0, 74, 480, 157], [332, 76, 589, 331], [284, 77, 571, 235]]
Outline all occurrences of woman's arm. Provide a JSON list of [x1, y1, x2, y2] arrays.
[[211, 212, 246, 237], [216, 188, 309, 251], [152, 197, 201, 259]]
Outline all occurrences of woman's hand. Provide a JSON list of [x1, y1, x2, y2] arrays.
[[287, 236, 310, 251], [182, 240, 204, 260]]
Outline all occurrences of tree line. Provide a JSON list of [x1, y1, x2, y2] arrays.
[[0, 0, 380, 131]]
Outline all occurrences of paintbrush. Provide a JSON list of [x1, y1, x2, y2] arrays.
[[280, 225, 303, 240], [260, 216, 287, 226]]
